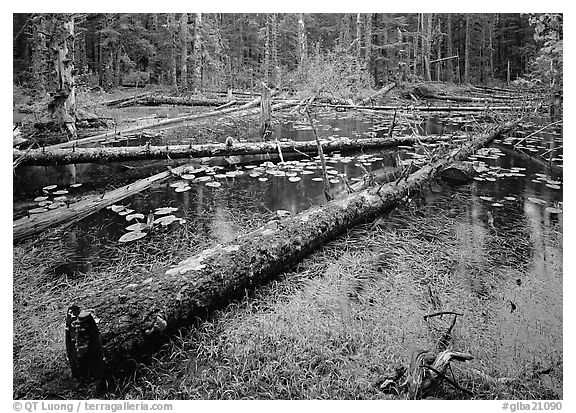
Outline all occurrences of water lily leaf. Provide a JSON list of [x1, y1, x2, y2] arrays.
[[126, 213, 145, 221], [311, 177, 324, 182], [154, 215, 180, 226], [288, 176, 301, 182], [329, 178, 340, 184], [155, 207, 178, 215], [258, 177, 268, 182], [528, 197, 547, 205], [70, 183, 82, 188], [42, 184, 57, 191], [180, 174, 196, 180], [194, 176, 212, 182], [29, 207, 48, 214], [34, 196, 49, 202], [479, 196, 493, 201], [38, 200, 51, 207], [504, 196, 516, 201], [206, 181, 222, 188], [545, 207, 562, 214], [491, 203, 504, 207], [48, 202, 63, 210], [119, 231, 147, 243], [545, 184, 561, 190], [174, 185, 191, 192], [118, 208, 134, 216], [53, 196, 68, 202], [52, 190, 69, 195], [126, 223, 149, 232], [170, 181, 188, 188], [109, 205, 126, 213]]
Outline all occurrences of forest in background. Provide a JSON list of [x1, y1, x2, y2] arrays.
[[13, 13, 562, 93]]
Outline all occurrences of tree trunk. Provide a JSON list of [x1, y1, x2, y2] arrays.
[[260, 83, 272, 140], [297, 13, 307, 73], [193, 13, 202, 91], [356, 13, 362, 78], [14, 135, 453, 167], [179, 13, 188, 90], [464, 14, 471, 84], [365, 13, 373, 82], [270, 13, 279, 87], [47, 13, 77, 138], [436, 15, 442, 82], [54, 121, 518, 386], [359, 82, 396, 106], [413, 15, 420, 78], [31, 14, 48, 92], [167, 13, 178, 90], [423, 13, 433, 81], [446, 14, 454, 82]]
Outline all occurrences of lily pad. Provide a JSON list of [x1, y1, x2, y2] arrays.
[[109, 205, 126, 213], [491, 203, 504, 207], [118, 208, 134, 216], [52, 190, 69, 195], [126, 213, 145, 221], [53, 196, 68, 202], [311, 177, 324, 182], [154, 215, 181, 226], [48, 202, 63, 210], [174, 185, 191, 192], [258, 177, 268, 182], [545, 207, 562, 214], [70, 183, 83, 188], [42, 185, 57, 191], [155, 207, 179, 215], [288, 176, 301, 182], [119, 231, 147, 243], [29, 207, 48, 214], [180, 174, 196, 180], [545, 184, 561, 190], [206, 181, 222, 188], [34, 196, 49, 202], [170, 181, 188, 188], [528, 197, 547, 205], [126, 223, 149, 232], [479, 196, 493, 202]]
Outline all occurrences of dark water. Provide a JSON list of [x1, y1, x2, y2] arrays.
[[13, 111, 562, 394]]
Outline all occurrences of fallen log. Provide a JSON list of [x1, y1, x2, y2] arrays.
[[12, 163, 193, 244], [359, 82, 396, 106], [46, 92, 286, 150], [60, 120, 517, 385], [310, 103, 536, 112], [14, 136, 455, 166], [138, 95, 236, 107], [103, 92, 154, 107]]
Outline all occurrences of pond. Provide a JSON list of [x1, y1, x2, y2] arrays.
[[12, 109, 562, 396]]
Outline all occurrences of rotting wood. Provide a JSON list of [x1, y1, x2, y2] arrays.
[[14, 135, 453, 166], [359, 82, 396, 106], [138, 95, 243, 107], [54, 120, 518, 387], [13, 163, 193, 244], [46, 92, 289, 150], [309, 103, 537, 112], [104, 92, 154, 107]]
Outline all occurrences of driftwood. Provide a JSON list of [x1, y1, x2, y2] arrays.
[[14, 136, 454, 166], [55, 121, 517, 385], [13, 163, 194, 244], [46, 92, 290, 150]]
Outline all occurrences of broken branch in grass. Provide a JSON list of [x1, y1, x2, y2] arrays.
[[423, 311, 464, 320]]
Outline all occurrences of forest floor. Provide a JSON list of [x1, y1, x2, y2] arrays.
[[12, 81, 562, 400]]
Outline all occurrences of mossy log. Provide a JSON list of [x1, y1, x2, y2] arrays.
[[440, 161, 477, 185], [14, 136, 453, 166], [104, 92, 154, 107], [62, 121, 517, 382], [138, 95, 243, 107]]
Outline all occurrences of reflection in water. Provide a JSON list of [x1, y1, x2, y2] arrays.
[[13, 113, 562, 393]]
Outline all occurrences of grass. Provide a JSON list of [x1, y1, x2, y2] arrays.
[[94, 188, 561, 400]]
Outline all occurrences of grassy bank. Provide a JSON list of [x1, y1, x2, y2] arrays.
[[99, 189, 561, 400]]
